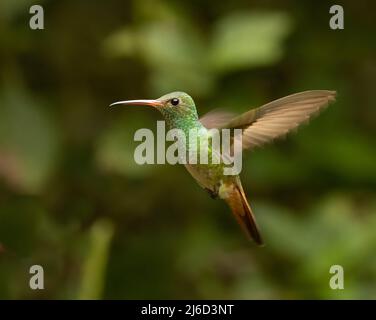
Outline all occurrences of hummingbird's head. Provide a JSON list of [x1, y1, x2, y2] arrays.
[[110, 91, 199, 127]]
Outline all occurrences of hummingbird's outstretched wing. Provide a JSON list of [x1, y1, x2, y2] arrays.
[[226, 90, 336, 150], [199, 109, 236, 129], [200, 90, 336, 150]]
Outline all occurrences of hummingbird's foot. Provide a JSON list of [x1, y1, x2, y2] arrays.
[[205, 188, 218, 199]]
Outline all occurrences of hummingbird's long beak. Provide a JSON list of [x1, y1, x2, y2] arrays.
[[109, 99, 163, 108]]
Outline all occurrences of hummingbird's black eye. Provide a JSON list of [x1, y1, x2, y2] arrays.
[[170, 98, 179, 106]]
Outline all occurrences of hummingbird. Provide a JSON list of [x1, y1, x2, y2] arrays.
[[110, 90, 336, 245]]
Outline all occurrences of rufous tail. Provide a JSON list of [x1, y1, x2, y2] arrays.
[[224, 182, 264, 246]]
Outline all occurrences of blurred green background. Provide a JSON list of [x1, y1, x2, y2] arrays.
[[0, 0, 375, 299]]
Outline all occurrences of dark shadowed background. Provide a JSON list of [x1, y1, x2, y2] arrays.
[[0, 0, 375, 299]]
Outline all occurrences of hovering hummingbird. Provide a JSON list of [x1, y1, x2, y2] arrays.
[[110, 90, 336, 245]]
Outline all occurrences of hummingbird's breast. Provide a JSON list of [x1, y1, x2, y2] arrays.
[[184, 131, 235, 194], [165, 117, 236, 193]]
